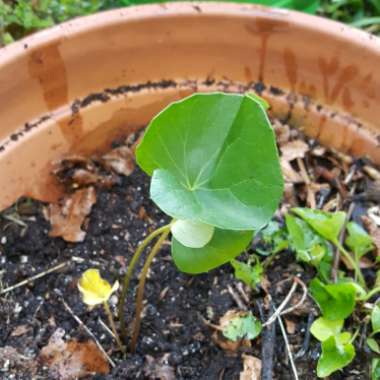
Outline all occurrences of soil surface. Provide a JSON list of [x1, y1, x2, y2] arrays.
[[0, 121, 379, 380]]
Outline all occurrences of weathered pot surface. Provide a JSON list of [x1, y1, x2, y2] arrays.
[[0, 2, 379, 211]]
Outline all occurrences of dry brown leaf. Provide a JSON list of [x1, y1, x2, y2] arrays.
[[273, 119, 290, 146], [101, 146, 135, 176], [11, 324, 30, 337], [240, 354, 261, 380], [284, 319, 296, 334], [280, 139, 309, 162], [144, 354, 175, 380], [281, 160, 303, 184], [48, 187, 96, 242], [71, 169, 117, 188], [40, 329, 109, 380], [54, 155, 117, 188]]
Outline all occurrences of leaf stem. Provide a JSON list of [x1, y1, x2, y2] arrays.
[[103, 302, 125, 353], [119, 223, 172, 341], [359, 287, 380, 302], [130, 228, 171, 353], [334, 241, 366, 288], [350, 327, 360, 344]]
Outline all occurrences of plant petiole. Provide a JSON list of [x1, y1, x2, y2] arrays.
[[334, 240, 366, 289], [118, 222, 172, 341], [359, 287, 380, 302], [130, 227, 171, 352], [103, 301, 125, 353]]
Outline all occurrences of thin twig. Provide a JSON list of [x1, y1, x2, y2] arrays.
[[227, 284, 248, 310], [98, 317, 115, 338], [0, 261, 71, 295], [263, 280, 298, 327], [277, 311, 299, 380], [57, 295, 116, 368], [295, 313, 314, 358], [280, 277, 308, 316], [235, 282, 251, 305], [261, 302, 276, 380]]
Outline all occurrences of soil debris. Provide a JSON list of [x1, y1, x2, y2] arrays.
[[46, 186, 96, 242], [39, 328, 109, 379]]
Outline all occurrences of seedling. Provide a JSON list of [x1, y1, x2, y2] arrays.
[[78, 269, 124, 353], [116, 92, 284, 351], [222, 311, 262, 342]]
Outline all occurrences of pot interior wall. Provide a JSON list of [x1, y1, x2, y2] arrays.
[[0, 3, 379, 210]]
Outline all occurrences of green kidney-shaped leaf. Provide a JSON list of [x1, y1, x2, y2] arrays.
[[285, 214, 328, 266], [292, 208, 346, 244], [136, 93, 283, 231], [310, 317, 344, 342], [172, 229, 252, 274], [345, 221, 374, 260], [317, 333, 355, 378], [310, 278, 356, 320], [222, 312, 262, 341]]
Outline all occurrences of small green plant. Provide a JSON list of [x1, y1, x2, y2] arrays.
[[118, 92, 283, 351], [74, 91, 378, 377], [77, 268, 124, 353], [222, 311, 262, 341]]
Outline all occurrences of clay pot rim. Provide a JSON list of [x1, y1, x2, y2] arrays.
[[1, 2, 379, 65]]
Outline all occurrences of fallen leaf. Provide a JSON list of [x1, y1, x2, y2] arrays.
[[71, 169, 117, 188], [144, 354, 175, 380], [281, 160, 303, 184], [285, 319, 296, 334], [39, 328, 109, 380], [47, 187, 96, 242], [11, 324, 30, 337], [281, 139, 309, 162], [240, 354, 261, 380], [54, 155, 118, 189], [273, 119, 290, 145], [101, 146, 135, 176]]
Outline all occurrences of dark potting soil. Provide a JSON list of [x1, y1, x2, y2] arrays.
[[0, 125, 377, 379]]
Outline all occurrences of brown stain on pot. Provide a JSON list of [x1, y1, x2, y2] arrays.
[[28, 43, 84, 143], [283, 48, 297, 91], [318, 57, 358, 106], [246, 18, 289, 82], [59, 113, 85, 145], [330, 65, 358, 103], [342, 87, 354, 111], [318, 57, 339, 101]]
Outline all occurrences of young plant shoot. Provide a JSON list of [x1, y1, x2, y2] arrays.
[[77, 269, 124, 352], [118, 92, 284, 350]]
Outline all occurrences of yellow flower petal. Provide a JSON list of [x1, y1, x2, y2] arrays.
[[77, 269, 118, 306]]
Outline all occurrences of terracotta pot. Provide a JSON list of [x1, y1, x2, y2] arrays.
[[0, 3, 379, 211]]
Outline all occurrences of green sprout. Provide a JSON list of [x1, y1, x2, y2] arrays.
[[117, 92, 284, 351]]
